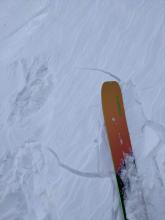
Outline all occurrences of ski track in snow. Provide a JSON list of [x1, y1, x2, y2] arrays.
[[0, 0, 165, 220]]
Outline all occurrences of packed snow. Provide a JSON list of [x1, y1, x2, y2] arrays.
[[0, 1, 165, 219]]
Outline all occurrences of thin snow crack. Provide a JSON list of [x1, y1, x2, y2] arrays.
[[77, 67, 121, 82], [48, 147, 112, 179]]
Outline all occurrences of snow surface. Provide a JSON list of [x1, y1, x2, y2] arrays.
[[0, 0, 165, 219]]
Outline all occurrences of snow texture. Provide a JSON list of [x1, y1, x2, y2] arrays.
[[0, 0, 165, 219]]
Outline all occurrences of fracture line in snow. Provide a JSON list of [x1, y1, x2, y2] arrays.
[[48, 147, 113, 179], [77, 67, 121, 82]]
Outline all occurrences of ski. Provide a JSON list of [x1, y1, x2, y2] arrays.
[[101, 81, 134, 220]]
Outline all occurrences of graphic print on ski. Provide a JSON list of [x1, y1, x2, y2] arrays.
[[101, 81, 133, 220]]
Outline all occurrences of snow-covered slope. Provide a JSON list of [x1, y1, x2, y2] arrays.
[[0, 1, 165, 219]]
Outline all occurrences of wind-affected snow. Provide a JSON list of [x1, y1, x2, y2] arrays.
[[0, 0, 165, 219]]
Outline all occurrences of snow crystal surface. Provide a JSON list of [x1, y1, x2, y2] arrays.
[[0, 0, 165, 219]]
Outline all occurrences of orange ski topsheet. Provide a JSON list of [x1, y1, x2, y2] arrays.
[[101, 81, 132, 172]]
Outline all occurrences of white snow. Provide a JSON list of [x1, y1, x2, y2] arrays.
[[0, 0, 165, 219]]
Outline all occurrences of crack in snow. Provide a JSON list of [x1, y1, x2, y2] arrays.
[[77, 67, 121, 82], [48, 147, 113, 179]]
